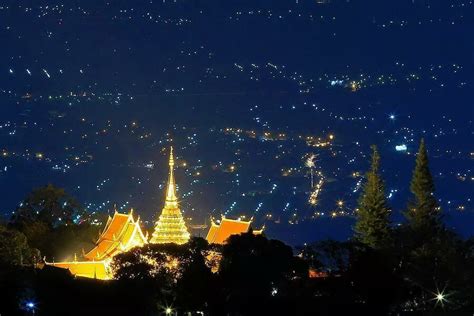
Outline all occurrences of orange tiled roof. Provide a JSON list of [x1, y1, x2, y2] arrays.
[[206, 217, 262, 244], [49, 261, 110, 280], [45, 210, 147, 280], [84, 211, 147, 261], [99, 213, 130, 241]]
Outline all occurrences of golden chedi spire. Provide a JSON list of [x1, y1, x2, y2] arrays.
[[166, 146, 178, 205], [150, 146, 190, 244]]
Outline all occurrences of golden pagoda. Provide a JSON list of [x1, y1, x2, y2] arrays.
[[45, 210, 148, 280], [206, 216, 264, 245], [150, 147, 190, 244]]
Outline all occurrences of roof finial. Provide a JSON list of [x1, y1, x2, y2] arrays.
[[169, 146, 174, 167], [165, 146, 177, 203]]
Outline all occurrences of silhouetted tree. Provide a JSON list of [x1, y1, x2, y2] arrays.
[[0, 224, 37, 267], [11, 184, 82, 228], [9, 184, 100, 259], [176, 238, 215, 313], [219, 232, 307, 314], [296, 243, 323, 271], [354, 145, 391, 249], [111, 244, 175, 283], [346, 243, 404, 314], [404, 139, 441, 231], [310, 240, 352, 275]]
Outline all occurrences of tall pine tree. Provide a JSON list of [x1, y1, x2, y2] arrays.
[[354, 145, 391, 249], [404, 139, 441, 230]]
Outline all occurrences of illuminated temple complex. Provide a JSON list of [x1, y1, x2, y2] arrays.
[[206, 216, 263, 245], [150, 147, 190, 244], [44, 147, 263, 279], [45, 210, 148, 280]]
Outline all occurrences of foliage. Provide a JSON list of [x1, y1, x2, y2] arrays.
[[404, 139, 441, 231], [296, 243, 323, 271], [8, 184, 101, 259], [219, 232, 308, 313], [0, 224, 37, 267], [11, 183, 82, 228], [307, 239, 352, 275], [354, 145, 391, 249], [111, 237, 215, 314]]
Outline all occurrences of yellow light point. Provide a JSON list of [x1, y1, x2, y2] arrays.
[[329, 134, 335, 140], [337, 200, 344, 207], [350, 81, 359, 92], [36, 152, 43, 159]]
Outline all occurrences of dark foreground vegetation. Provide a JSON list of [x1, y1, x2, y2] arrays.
[[1, 140, 473, 315]]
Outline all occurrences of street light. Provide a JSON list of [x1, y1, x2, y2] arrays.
[[24, 301, 37, 315]]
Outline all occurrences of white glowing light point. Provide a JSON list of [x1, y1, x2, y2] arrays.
[[305, 154, 316, 169], [395, 144, 407, 151], [431, 286, 450, 308], [389, 114, 395, 120]]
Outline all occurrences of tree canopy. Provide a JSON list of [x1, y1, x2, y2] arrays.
[[11, 184, 82, 227], [405, 139, 441, 231], [354, 145, 391, 249]]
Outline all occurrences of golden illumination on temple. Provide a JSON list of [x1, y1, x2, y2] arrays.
[[45, 210, 148, 280], [150, 147, 190, 244], [206, 216, 263, 245]]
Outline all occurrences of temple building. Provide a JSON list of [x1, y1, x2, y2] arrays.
[[43, 148, 265, 279], [45, 210, 148, 280], [150, 147, 190, 244], [206, 216, 263, 245]]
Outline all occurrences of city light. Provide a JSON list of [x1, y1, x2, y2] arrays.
[[395, 144, 407, 151], [23, 300, 37, 314], [431, 286, 451, 308]]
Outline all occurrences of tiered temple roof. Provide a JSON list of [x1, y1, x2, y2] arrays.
[[45, 210, 147, 280], [84, 210, 147, 260], [150, 147, 190, 244], [206, 216, 263, 245]]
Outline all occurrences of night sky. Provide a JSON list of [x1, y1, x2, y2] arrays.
[[1, 0, 472, 246]]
